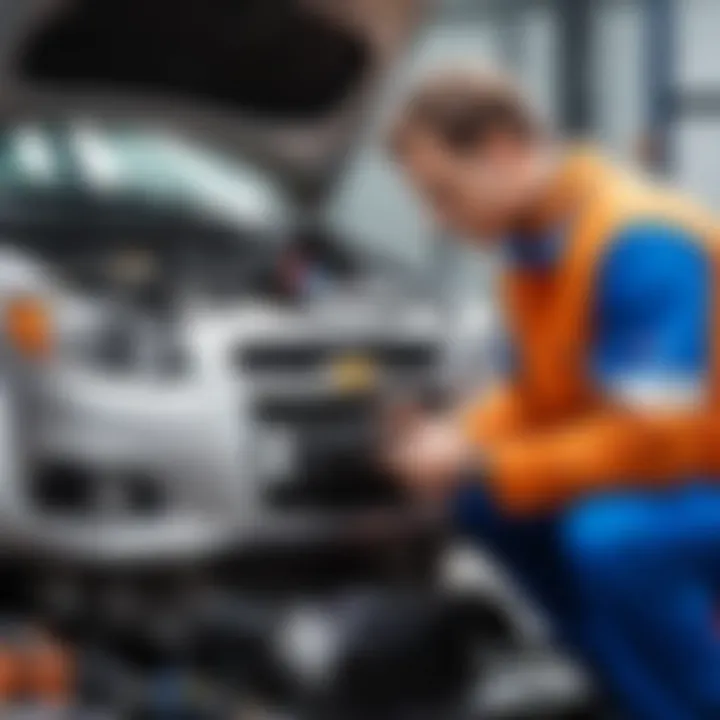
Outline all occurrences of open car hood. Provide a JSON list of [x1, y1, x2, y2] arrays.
[[0, 0, 429, 197]]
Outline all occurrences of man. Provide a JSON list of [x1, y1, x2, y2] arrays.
[[386, 68, 720, 719]]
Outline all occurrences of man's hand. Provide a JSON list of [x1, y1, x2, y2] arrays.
[[383, 414, 472, 499]]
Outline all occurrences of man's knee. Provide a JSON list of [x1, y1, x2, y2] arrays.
[[451, 484, 506, 536], [561, 497, 655, 588]]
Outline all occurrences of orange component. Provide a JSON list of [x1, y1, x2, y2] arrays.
[[24, 637, 75, 705], [5, 296, 54, 360], [0, 646, 22, 700]]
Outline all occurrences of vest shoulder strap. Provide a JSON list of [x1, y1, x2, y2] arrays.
[[560, 171, 719, 344], [562, 170, 720, 405]]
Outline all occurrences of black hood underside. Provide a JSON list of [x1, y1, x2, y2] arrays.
[[20, 0, 369, 121]]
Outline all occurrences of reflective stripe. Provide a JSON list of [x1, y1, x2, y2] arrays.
[[604, 373, 707, 412]]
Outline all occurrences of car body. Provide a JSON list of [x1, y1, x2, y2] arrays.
[[0, 0, 501, 563], [0, 124, 468, 562]]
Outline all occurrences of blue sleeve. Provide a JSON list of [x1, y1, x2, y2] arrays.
[[592, 224, 711, 405]]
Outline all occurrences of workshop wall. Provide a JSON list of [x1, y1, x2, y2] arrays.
[[674, 0, 720, 205]]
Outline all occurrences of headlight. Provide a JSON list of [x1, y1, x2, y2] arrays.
[[91, 311, 189, 377], [4, 294, 54, 361], [24, 290, 191, 377]]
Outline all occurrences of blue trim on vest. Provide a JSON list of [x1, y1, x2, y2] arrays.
[[504, 225, 569, 269], [592, 224, 711, 395]]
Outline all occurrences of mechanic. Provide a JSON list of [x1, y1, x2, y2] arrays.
[[386, 68, 720, 720]]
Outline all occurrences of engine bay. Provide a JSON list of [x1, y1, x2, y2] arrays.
[[0, 187, 394, 310]]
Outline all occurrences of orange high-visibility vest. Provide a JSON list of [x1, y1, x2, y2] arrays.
[[463, 151, 720, 516]]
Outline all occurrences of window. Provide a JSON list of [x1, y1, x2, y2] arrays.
[[0, 123, 286, 229], [0, 126, 59, 185]]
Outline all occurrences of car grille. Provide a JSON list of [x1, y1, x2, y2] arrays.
[[244, 338, 440, 437], [255, 395, 374, 426], [237, 340, 438, 374], [244, 338, 439, 508], [253, 394, 402, 510]]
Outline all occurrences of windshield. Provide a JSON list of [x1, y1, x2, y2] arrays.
[[1, 123, 433, 274], [0, 123, 286, 230]]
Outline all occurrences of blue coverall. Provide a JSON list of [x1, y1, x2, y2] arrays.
[[455, 223, 720, 719]]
